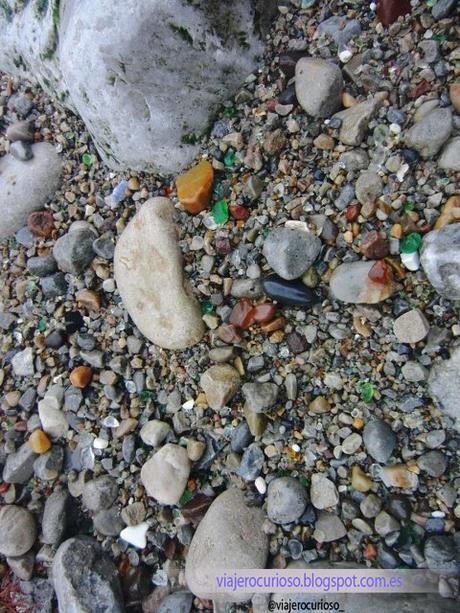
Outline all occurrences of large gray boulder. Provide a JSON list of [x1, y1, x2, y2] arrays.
[[0, 0, 271, 174], [52, 536, 125, 612]]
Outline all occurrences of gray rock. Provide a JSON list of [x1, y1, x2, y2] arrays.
[[421, 223, 460, 300], [263, 227, 321, 280], [230, 278, 263, 299], [355, 170, 383, 206], [10, 140, 33, 161], [0, 311, 16, 330], [339, 149, 369, 171], [424, 535, 460, 574], [34, 445, 64, 480], [27, 255, 57, 277], [185, 488, 268, 602], [53, 228, 96, 275], [93, 507, 125, 536], [432, 0, 457, 19], [40, 272, 68, 298], [310, 473, 339, 510], [417, 450, 447, 477], [42, 490, 69, 545], [393, 309, 430, 344], [242, 382, 279, 413], [92, 235, 115, 259], [19, 388, 37, 411], [0, 0, 266, 175], [363, 420, 396, 464], [11, 347, 34, 377], [158, 591, 193, 613], [208, 346, 236, 363], [140, 443, 191, 505], [6, 120, 34, 142], [401, 361, 428, 382], [374, 511, 400, 537], [8, 93, 33, 116], [82, 476, 118, 512], [243, 175, 264, 200], [52, 536, 124, 612], [200, 364, 241, 411], [405, 108, 452, 159], [360, 494, 382, 519], [114, 198, 204, 349], [313, 511, 346, 542], [438, 137, 460, 171], [0, 505, 36, 557], [7, 551, 35, 581], [317, 16, 361, 47], [231, 421, 253, 453], [140, 420, 171, 447], [238, 443, 264, 480], [0, 142, 62, 239], [295, 58, 343, 118], [428, 346, 460, 424], [333, 95, 384, 146], [2, 442, 38, 483], [267, 477, 307, 524]]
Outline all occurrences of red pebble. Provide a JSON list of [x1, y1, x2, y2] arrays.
[[377, 0, 411, 26], [368, 259, 392, 285], [360, 231, 390, 260], [410, 80, 431, 100], [252, 302, 277, 324], [346, 203, 361, 222], [27, 209, 55, 238], [229, 204, 250, 220], [229, 299, 255, 329], [217, 324, 243, 344]]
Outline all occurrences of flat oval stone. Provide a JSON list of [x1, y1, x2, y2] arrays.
[[262, 274, 321, 307], [114, 198, 204, 349], [185, 488, 268, 603]]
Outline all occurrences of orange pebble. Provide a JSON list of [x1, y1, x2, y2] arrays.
[[70, 365, 93, 388], [29, 429, 51, 454], [176, 160, 214, 214]]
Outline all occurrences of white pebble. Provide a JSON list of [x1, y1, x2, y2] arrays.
[[120, 522, 149, 549], [338, 49, 353, 63], [103, 278, 116, 292], [389, 123, 401, 134], [182, 399, 194, 410], [93, 437, 109, 450], [370, 2, 377, 10], [401, 251, 420, 271], [255, 477, 267, 495], [291, 443, 301, 453]]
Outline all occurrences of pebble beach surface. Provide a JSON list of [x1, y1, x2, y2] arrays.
[[0, 0, 459, 611]]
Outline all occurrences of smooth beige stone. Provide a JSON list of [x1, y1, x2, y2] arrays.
[[114, 198, 204, 349]]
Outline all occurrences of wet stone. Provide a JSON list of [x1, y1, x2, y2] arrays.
[[262, 274, 321, 307]]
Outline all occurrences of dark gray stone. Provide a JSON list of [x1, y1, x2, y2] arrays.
[[363, 420, 396, 463], [52, 537, 125, 612], [2, 442, 38, 484]]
